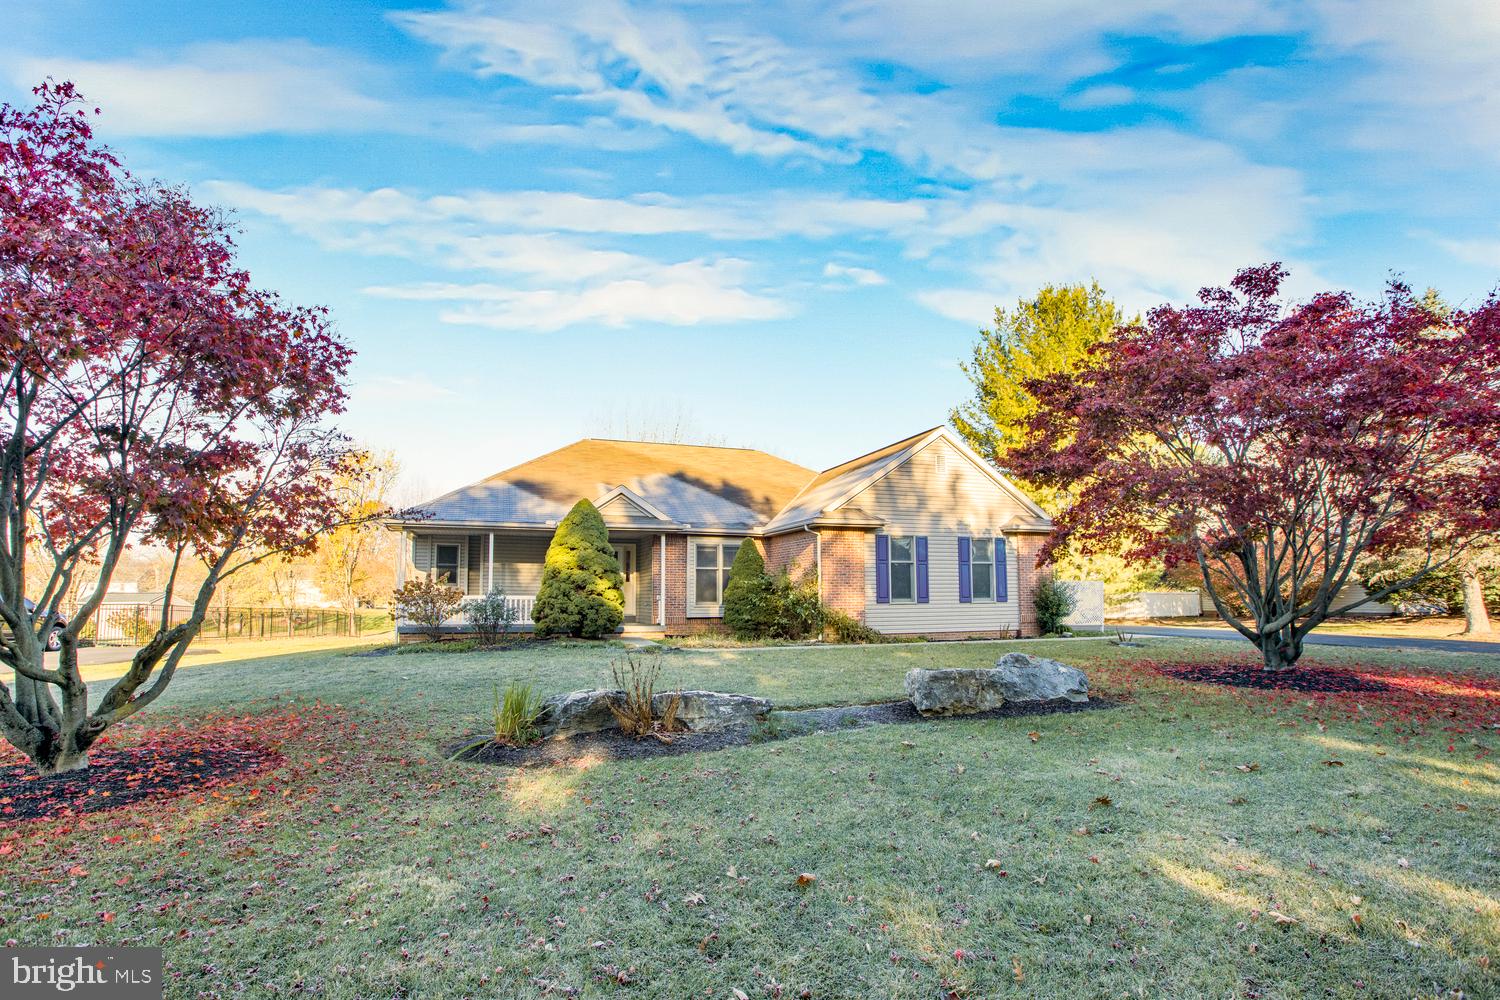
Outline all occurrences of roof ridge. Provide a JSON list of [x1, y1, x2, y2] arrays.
[[583, 437, 779, 455], [812, 426, 942, 476]]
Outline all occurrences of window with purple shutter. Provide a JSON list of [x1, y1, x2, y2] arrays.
[[996, 537, 1009, 602], [958, 536, 972, 603], [915, 537, 929, 603], [875, 534, 890, 603]]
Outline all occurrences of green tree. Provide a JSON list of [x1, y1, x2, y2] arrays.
[[952, 282, 1154, 600], [722, 541, 773, 639], [951, 281, 1124, 507], [531, 500, 624, 639]]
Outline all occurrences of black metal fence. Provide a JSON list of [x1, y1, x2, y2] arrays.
[[75, 604, 393, 646]]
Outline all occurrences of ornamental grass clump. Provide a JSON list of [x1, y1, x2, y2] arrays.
[[607, 653, 682, 742]]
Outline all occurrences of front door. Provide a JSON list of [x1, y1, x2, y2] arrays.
[[612, 543, 638, 619]]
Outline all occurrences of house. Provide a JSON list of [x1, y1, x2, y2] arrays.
[[387, 427, 1054, 639]]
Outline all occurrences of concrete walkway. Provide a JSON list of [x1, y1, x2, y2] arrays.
[[1127, 624, 1500, 656]]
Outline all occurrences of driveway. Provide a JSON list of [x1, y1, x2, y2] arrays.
[[1128, 624, 1500, 656]]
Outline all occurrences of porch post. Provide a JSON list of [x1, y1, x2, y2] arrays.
[[487, 532, 494, 594], [659, 533, 667, 627], [397, 532, 408, 587]]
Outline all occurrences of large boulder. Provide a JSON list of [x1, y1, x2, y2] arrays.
[[537, 688, 624, 740], [904, 654, 1088, 717], [657, 690, 772, 732], [992, 652, 1089, 704], [904, 668, 1008, 716]]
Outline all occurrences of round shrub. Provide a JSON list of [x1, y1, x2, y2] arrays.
[[531, 500, 624, 638]]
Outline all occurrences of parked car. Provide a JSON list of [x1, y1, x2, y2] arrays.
[[22, 599, 67, 651]]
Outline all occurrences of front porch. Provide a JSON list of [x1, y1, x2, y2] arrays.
[[397, 528, 671, 634]]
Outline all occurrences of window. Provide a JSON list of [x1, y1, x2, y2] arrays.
[[433, 543, 460, 586], [692, 541, 741, 607], [971, 538, 994, 601], [889, 536, 915, 602]]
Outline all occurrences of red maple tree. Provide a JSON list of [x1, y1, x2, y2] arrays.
[[1010, 264, 1500, 670], [0, 83, 375, 773]]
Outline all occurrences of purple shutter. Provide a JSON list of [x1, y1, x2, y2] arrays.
[[996, 537, 1009, 602], [875, 535, 890, 604], [958, 537, 972, 603], [915, 537, 929, 603]]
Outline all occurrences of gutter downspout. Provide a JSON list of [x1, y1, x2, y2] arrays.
[[659, 533, 667, 628], [802, 524, 822, 604]]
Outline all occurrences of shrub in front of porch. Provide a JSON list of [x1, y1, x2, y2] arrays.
[[392, 578, 465, 636], [532, 499, 625, 638]]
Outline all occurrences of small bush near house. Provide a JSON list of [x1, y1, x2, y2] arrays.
[[466, 588, 521, 644], [723, 541, 775, 639], [823, 608, 887, 644], [531, 499, 624, 639], [391, 577, 465, 636], [607, 653, 681, 741], [1034, 576, 1077, 636], [767, 573, 824, 640]]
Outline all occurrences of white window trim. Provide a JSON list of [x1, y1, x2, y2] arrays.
[[687, 537, 742, 617], [970, 537, 996, 604], [886, 534, 917, 604], [430, 538, 467, 594]]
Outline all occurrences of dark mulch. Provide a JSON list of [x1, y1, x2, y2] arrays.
[[1160, 662, 1391, 694], [452, 696, 1117, 768], [0, 740, 281, 823]]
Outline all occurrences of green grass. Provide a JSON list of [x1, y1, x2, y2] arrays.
[[6, 637, 1498, 998]]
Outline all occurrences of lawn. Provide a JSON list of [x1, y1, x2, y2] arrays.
[[3, 637, 1497, 998]]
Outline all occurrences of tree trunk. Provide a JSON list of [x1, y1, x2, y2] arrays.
[[1255, 621, 1303, 671], [1461, 567, 1493, 636]]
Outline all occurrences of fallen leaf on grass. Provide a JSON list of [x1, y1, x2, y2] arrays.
[[732, 988, 749, 1000], [1235, 763, 1261, 773], [1027, 731, 1041, 743], [1267, 910, 1299, 926], [1012, 956, 1024, 982], [984, 860, 1008, 875], [1322, 759, 1344, 767], [795, 873, 817, 888], [1091, 795, 1113, 809]]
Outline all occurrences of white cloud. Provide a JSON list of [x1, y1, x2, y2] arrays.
[[6, 41, 388, 137], [822, 262, 887, 287], [366, 262, 788, 331]]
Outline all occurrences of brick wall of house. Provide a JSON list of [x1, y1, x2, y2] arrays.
[[1013, 533, 1049, 637], [763, 528, 868, 620], [819, 529, 867, 618]]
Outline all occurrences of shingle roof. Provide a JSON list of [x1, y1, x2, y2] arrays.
[[405, 439, 816, 531], [397, 428, 1052, 535], [761, 427, 939, 532]]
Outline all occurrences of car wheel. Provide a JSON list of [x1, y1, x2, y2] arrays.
[[46, 628, 62, 652]]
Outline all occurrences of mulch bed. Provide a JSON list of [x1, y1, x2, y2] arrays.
[[452, 697, 1117, 768], [1158, 662, 1391, 693], [0, 738, 282, 824]]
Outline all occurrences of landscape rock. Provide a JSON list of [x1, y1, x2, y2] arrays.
[[904, 655, 1088, 716], [537, 688, 625, 740], [992, 653, 1090, 703], [657, 690, 772, 731], [904, 668, 1009, 716], [537, 688, 772, 739]]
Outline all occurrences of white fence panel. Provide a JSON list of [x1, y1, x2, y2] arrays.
[[1109, 591, 1203, 619], [1059, 580, 1105, 628]]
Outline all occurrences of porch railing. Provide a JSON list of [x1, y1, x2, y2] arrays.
[[396, 594, 537, 630]]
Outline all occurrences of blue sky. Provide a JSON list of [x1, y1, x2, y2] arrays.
[[7, 1, 1500, 498]]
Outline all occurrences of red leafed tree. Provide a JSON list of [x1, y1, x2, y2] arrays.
[[1010, 264, 1500, 670], [1, 83, 375, 773]]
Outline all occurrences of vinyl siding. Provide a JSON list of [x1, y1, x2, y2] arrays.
[[850, 437, 1032, 634]]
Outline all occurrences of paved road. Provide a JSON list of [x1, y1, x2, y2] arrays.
[[1129, 625, 1500, 656]]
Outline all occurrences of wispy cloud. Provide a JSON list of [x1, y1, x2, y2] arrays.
[[822, 262, 887, 287], [5, 41, 388, 137]]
